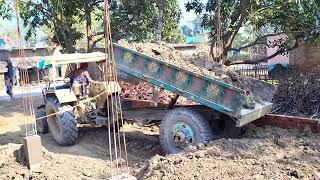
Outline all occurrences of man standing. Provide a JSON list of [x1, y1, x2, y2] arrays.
[[4, 73, 14, 100]]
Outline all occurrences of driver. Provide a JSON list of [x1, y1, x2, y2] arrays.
[[70, 63, 94, 85]]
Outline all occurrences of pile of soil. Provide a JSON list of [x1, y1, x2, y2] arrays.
[[135, 126, 320, 180], [272, 71, 320, 119], [117, 40, 271, 108], [120, 81, 197, 105], [117, 40, 225, 79], [1, 97, 320, 179]]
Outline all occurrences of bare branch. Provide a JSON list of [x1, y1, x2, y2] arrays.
[[93, 36, 104, 45], [93, 31, 104, 37], [225, 50, 282, 65], [226, 39, 300, 65], [229, 32, 285, 51]]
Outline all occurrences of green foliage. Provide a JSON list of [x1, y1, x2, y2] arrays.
[[0, 0, 12, 20], [19, 0, 83, 52], [110, 0, 182, 43], [109, 0, 158, 42], [161, 0, 183, 43], [185, 0, 320, 61], [1, 0, 182, 51]]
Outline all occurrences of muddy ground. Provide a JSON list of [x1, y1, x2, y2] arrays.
[[1, 97, 320, 180]]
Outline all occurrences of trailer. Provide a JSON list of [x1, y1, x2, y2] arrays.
[[113, 44, 273, 154], [36, 45, 273, 154]]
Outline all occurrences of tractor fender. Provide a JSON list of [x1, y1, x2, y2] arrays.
[[51, 89, 77, 104]]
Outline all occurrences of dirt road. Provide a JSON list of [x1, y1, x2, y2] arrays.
[[1, 97, 320, 179]]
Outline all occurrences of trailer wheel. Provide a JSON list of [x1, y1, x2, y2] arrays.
[[160, 108, 213, 154], [35, 110, 49, 134], [46, 96, 78, 146]]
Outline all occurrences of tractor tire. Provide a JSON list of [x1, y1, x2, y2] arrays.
[[46, 96, 78, 146], [160, 108, 213, 154], [35, 110, 49, 134]]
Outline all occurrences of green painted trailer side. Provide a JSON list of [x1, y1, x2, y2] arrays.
[[112, 44, 273, 127]]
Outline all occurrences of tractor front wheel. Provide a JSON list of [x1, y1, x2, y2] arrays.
[[46, 96, 78, 146]]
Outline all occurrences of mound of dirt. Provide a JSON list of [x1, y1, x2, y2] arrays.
[[1, 97, 320, 179], [135, 126, 320, 180], [272, 71, 320, 119]]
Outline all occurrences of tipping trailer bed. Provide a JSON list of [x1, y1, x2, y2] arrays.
[[113, 44, 272, 127]]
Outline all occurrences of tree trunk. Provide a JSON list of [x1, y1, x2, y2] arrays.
[[85, 3, 94, 53], [63, 31, 75, 53], [155, 0, 164, 43], [211, 0, 223, 63]]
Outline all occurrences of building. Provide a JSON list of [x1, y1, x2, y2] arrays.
[[0, 47, 56, 86], [289, 43, 320, 74]]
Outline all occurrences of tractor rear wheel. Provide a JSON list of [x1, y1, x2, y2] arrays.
[[46, 96, 78, 146], [35, 109, 49, 134], [160, 108, 213, 154]]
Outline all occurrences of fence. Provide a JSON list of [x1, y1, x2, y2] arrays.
[[232, 64, 277, 84]]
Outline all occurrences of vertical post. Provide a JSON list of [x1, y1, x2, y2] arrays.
[[36, 67, 40, 85]]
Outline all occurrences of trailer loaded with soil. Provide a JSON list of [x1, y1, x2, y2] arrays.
[[113, 44, 273, 154], [36, 44, 273, 154]]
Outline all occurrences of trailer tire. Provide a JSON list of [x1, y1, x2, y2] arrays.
[[160, 108, 213, 154], [35, 110, 49, 134], [46, 96, 78, 146]]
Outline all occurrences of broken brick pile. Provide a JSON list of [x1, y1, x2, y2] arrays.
[[120, 81, 197, 105]]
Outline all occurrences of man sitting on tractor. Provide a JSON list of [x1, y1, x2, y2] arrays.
[[69, 63, 94, 97], [70, 63, 94, 85]]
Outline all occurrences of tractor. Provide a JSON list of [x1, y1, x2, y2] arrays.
[[35, 52, 120, 146]]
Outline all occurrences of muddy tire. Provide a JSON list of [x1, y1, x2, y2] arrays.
[[46, 96, 78, 146], [160, 108, 213, 154], [35, 110, 49, 134]]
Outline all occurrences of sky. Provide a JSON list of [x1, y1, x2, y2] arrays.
[[179, 0, 198, 26]]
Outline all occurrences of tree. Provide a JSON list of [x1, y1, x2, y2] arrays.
[[78, 0, 105, 52], [2, 0, 182, 52], [161, 0, 183, 43], [0, 0, 12, 20], [154, 0, 164, 42], [109, 0, 158, 42], [154, 0, 182, 43], [185, 0, 320, 65], [109, 0, 182, 43], [182, 25, 193, 36], [19, 0, 83, 53], [192, 16, 203, 34]]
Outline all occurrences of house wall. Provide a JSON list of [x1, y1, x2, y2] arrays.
[[0, 47, 54, 60], [289, 44, 320, 74]]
